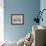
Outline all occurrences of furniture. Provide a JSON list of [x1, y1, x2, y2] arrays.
[[31, 25, 46, 46]]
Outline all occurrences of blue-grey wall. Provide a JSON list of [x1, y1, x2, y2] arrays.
[[4, 0, 40, 42], [40, 0, 46, 27]]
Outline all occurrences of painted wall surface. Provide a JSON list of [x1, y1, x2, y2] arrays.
[[40, 0, 46, 27], [4, 0, 40, 42]]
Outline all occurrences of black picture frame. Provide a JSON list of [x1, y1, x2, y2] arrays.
[[11, 14, 24, 25]]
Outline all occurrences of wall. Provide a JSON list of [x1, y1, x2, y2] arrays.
[[4, 0, 40, 42], [40, 0, 46, 26]]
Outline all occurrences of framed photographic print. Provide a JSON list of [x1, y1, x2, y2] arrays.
[[11, 14, 24, 25]]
